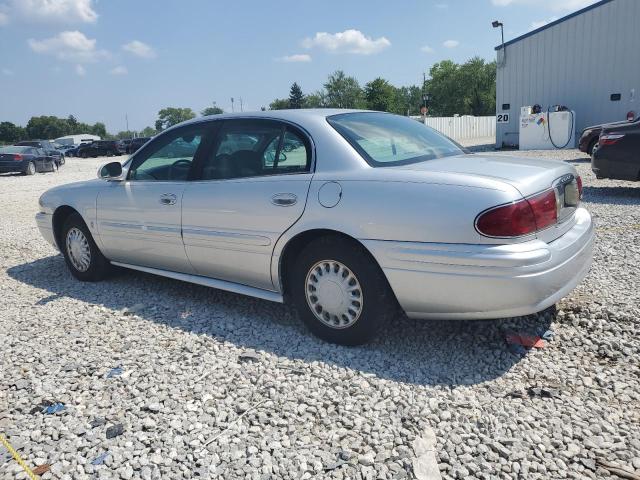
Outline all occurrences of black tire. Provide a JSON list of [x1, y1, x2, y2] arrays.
[[587, 139, 598, 155], [24, 161, 36, 176], [80, 151, 88, 158], [51, 162, 58, 173], [289, 236, 396, 346], [60, 213, 111, 281], [59, 154, 65, 165]]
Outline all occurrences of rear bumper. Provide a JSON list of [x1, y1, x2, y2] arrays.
[[36, 212, 58, 250], [363, 207, 594, 320], [0, 160, 27, 173]]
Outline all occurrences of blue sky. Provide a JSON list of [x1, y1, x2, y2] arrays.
[[0, 0, 598, 133]]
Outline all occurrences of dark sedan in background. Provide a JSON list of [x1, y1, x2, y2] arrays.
[[579, 114, 638, 155], [592, 120, 640, 181], [0, 146, 58, 175], [77, 140, 120, 158], [15, 140, 65, 167], [127, 137, 150, 154]]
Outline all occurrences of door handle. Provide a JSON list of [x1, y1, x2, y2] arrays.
[[159, 193, 177, 205], [271, 193, 297, 206]]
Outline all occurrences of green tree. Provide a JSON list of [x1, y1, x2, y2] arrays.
[[0, 122, 26, 144], [288, 82, 305, 109], [323, 71, 365, 109], [90, 122, 107, 138], [201, 103, 224, 116], [459, 57, 496, 116], [304, 91, 327, 108], [364, 78, 397, 112], [140, 126, 157, 137], [25, 116, 70, 139], [424, 60, 466, 116], [269, 98, 290, 110], [155, 107, 196, 131], [393, 85, 423, 116]]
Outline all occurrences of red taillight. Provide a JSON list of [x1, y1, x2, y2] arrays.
[[527, 189, 558, 230], [13, 154, 23, 161], [627, 111, 635, 122], [576, 176, 583, 199], [600, 134, 624, 146], [476, 189, 558, 238]]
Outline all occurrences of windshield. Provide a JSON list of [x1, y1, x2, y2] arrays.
[[327, 112, 463, 167]]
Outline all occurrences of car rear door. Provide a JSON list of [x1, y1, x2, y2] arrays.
[[96, 123, 215, 273], [182, 119, 313, 290]]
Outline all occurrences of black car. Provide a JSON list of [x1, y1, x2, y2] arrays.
[[0, 145, 58, 175], [16, 140, 65, 166], [77, 140, 120, 158], [592, 120, 640, 181], [127, 137, 151, 154], [116, 139, 132, 154]]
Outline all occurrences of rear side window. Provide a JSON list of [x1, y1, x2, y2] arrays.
[[200, 120, 310, 180], [327, 112, 463, 167]]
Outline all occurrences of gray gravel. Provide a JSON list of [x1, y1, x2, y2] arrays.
[[1, 149, 639, 480]]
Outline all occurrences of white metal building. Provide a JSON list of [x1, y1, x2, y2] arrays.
[[54, 134, 101, 145], [495, 0, 640, 147]]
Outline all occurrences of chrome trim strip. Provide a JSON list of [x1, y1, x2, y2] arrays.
[[182, 228, 271, 246], [110, 261, 283, 303]]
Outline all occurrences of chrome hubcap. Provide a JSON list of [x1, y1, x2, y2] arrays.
[[305, 260, 363, 329], [66, 228, 91, 272], [29, 163, 35, 174]]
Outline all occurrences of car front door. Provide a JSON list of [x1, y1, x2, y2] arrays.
[[96, 124, 214, 273], [182, 119, 313, 291]]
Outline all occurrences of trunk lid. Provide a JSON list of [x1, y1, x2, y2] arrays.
[[393, 153, 581, 243], [393, 153, 576, 198]]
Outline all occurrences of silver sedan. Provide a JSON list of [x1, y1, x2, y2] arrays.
[[36, 110, 594, 345]]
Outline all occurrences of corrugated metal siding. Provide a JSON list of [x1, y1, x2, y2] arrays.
[[422, 116, 496, 139], [496, 0, 640, 147]]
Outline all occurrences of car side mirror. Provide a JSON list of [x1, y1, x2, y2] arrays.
[[98, 161, 123, 180]]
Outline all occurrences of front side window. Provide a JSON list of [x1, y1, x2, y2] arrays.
[[129, 127, 206, 181], [327, 112, 463, 167], [201, 120, 310, 180]]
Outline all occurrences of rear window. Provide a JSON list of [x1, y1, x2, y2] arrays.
[[327, 112, 463, 167], [0, 146, 30, 153]]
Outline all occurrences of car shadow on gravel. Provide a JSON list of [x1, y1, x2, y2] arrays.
[[582, 185, 640, 205], [8, 255, 553, 386]]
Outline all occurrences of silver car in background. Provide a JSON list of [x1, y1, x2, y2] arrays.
[[36, 110, 594, 345]]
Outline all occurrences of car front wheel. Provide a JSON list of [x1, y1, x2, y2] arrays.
[[61, 213, 111, 281], [290, 236, 396, 345]]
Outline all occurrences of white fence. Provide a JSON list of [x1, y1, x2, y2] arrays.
[[415, 115, 496, 140]]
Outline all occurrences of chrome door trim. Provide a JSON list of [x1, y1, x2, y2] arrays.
[[182, 228, 271, 246], [110, 261, 283, 303]]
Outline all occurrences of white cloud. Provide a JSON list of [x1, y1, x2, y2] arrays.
[[0, 11, 8, 26], [442, 39, 459, 48], [9, 0, 97, 23], [75, 64, 85, 76], [28, 30, 107, 63], [420, 45, 434, 53], [278, 54, 311, 63], [302, 29, 390, 55], [122, 40, 156, 59], [110, 65, 128, 75], [491, 0, 597, 11], [2, 68, 13, 75], [530, 16, 558, 29]]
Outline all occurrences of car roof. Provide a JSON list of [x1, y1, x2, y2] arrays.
[[176, 108, 367, 129]]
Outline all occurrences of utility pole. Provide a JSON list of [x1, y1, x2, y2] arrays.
[[125, 114, 129, 133], [231, 97, 235, 112], [239, 97, 243, 112]]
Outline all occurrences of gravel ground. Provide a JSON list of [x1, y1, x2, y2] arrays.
[[1, 149, 639, 480]]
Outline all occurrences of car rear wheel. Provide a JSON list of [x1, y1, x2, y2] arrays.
[[290, 236, 396, 345], [588, 139, 598, 155], [61, 213, 111, 281], [25, 161, 36, 175], [80, 151, 88, 158], [51, 162, 58, 173]]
